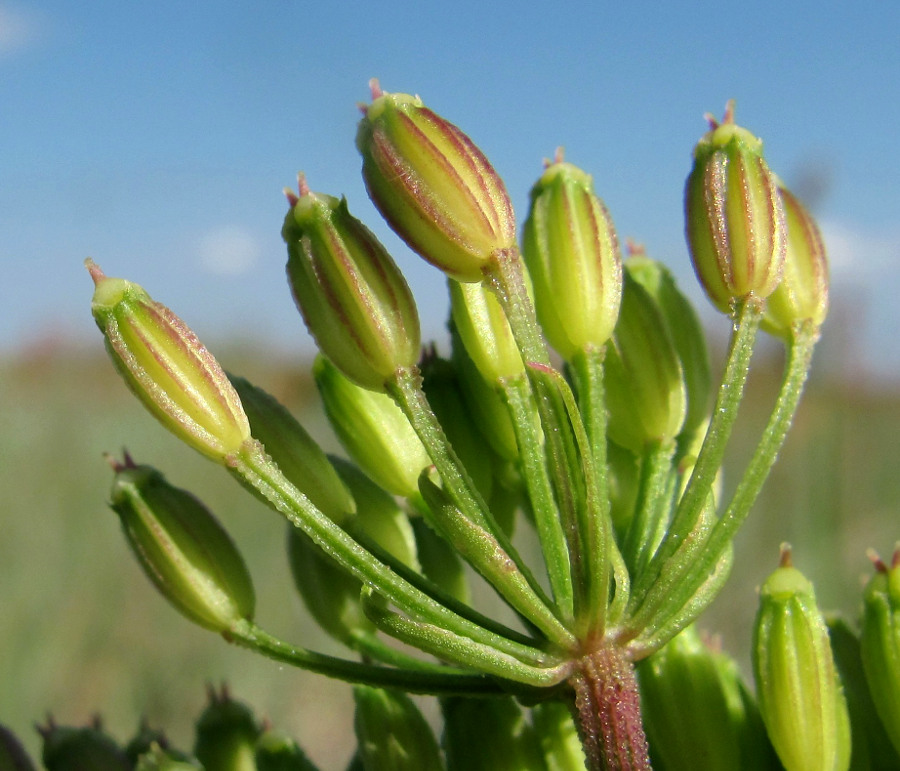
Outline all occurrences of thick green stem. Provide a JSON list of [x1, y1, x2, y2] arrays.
[[484, 246, 552, 369], [569, 645, 651, 771], [388, 368, 576, 649], [502, 374, 575, 622], [230, 439, 552, 666], [628, 296, 762, 608], [226, 619, 533, 697], [568, 347, 621, 636], [624, 440, 676, 578], [682, 321, 818, 586], [625, 319, 817, 644]]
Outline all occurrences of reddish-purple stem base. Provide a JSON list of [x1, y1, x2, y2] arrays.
[[569, 645, 651, 771]]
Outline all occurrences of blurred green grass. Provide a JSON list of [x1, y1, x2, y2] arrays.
[[1, 337, 898, 767]]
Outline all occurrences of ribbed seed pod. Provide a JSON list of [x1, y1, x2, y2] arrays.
[[109, 456, 255, 633], [193, 686, 260, 771], [357, 81, 516, 283], [283, 180, 420, 391], [522, 158, 622, 359], [638, 625, 776, 771], [449, 278, 524, 382], [353, 686, 444, 771], [752, 548, 851, 771], [685, 103, 786, 314], [861, 548, 900, 756], [603, 272, 687, 453], [87, 260, 250, 463], [625, 254, 711, 442], [314, 355, 430, 499], [762, 183, 829, 338], [442, 696, 546, 771]]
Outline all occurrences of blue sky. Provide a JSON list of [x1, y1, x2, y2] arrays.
[[2, 1, 899, 376]]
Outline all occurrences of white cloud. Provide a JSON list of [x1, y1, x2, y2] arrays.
[[197, 226, 262, 276], [0, 5, 44, 56], [819, 219, 900, 280]]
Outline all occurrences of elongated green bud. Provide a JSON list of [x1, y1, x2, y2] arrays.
[[861, 547, 900, 756], [449, 278, 524, 382], [109, 455, 255, 633], [753, 547, 851, 771], [314, 355, 430, 499], [828, 616, 900, 770], [522, 156, 622, 359], [638, 625, 776, 771], [230, 375, 355, 523], [604, 271, 687, 453], [193, 686, 260, 771], [353, 686, 443, 771], [254, 730, 319, 771], [283, 177, 420, 391], [87, 260, 250, 462], [442, 696, 545, 771], [39, 718, 130, 771], [685, 102, 786, 313], [763, 183, 829, 338], [357, 80, 516, 282], [625, 252, 711, 441]]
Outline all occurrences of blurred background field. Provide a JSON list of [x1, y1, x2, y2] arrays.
[[1, 327, 898, 768]]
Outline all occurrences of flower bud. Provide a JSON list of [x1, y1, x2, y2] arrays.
[[861, 548, 900, 756], [353, 686, 443, 771], [603, 272, 687, 453], [449, 278, 524, 382], [39, 718, 130, 771], [230, 375, 355, 524], [357, 80, 516, 282], [283, 179, 420, 391], [254, 730, 318, 771], [638, 625, 776, 771], [752, 547, 851, 771], [685, 103, 786, 313], [522, 157, 622, 359], [193, 686, 260, 771], [314, 355, 430, 499], [109, 456, 255, 633], [87, 260, 250, 462], [762, 183, 829, 338], [442, 696, 546, 771], [625, 253, 711, 441]]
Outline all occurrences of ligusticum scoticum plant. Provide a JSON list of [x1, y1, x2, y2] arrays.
[[63, 82, 900, 770]]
